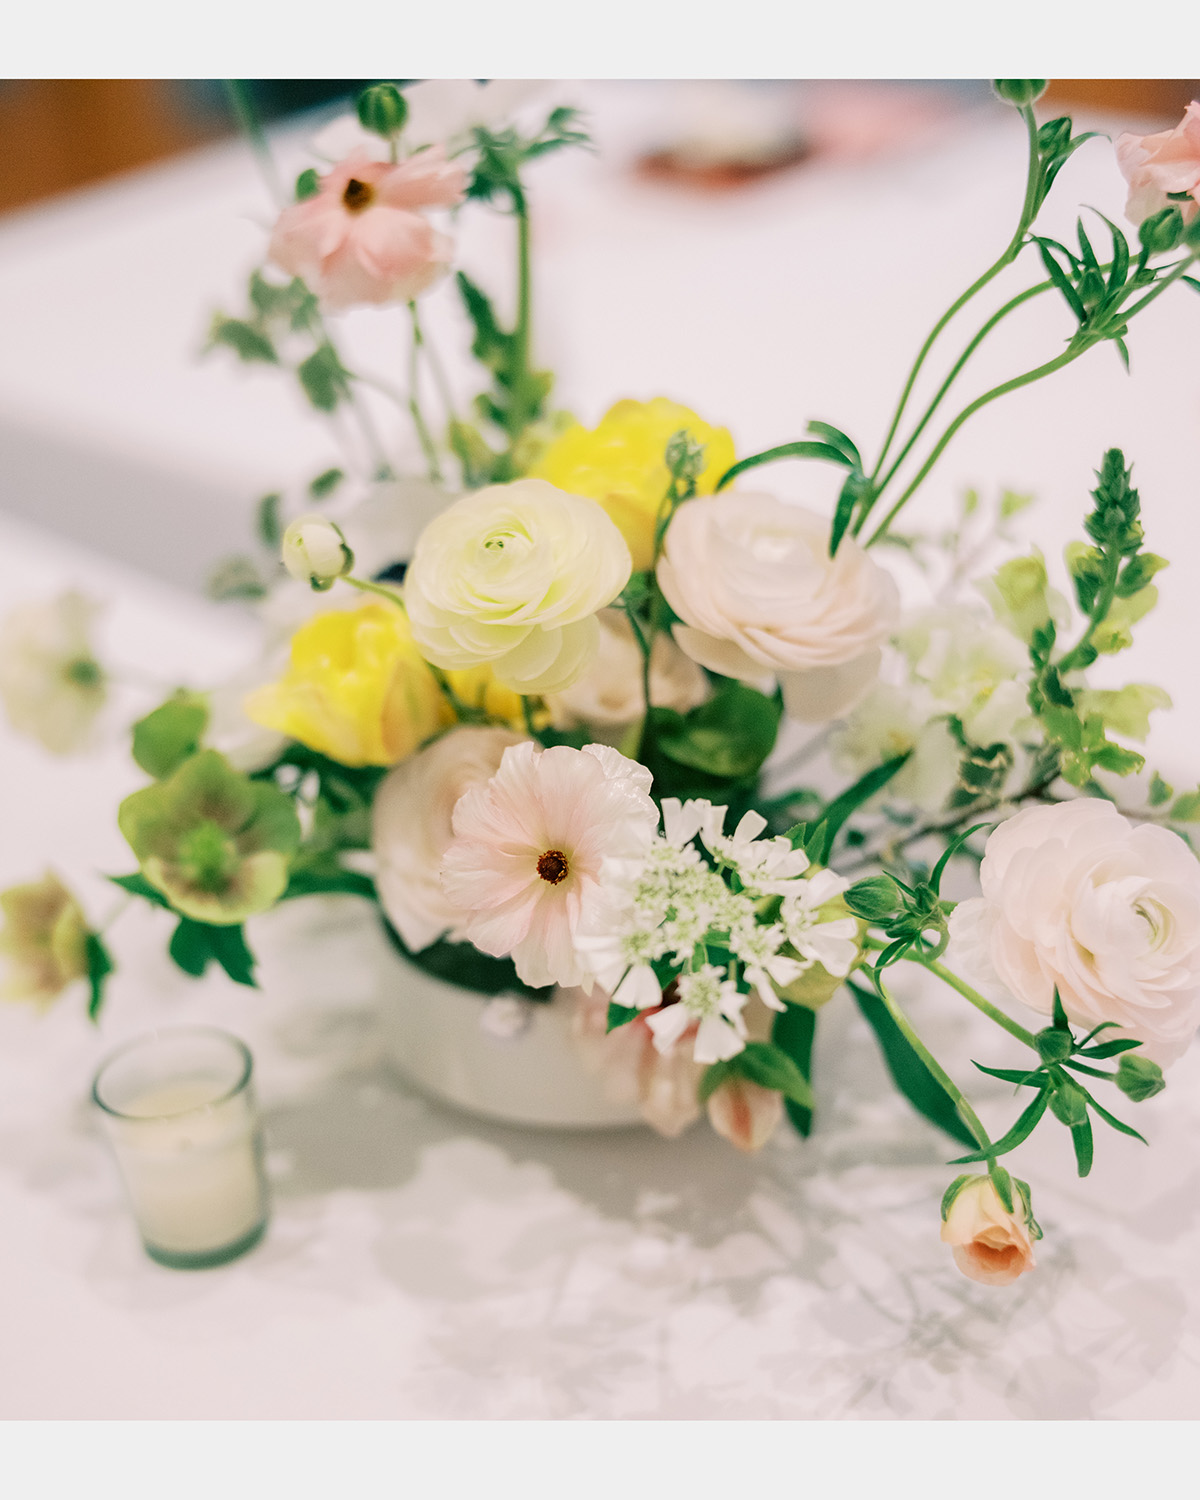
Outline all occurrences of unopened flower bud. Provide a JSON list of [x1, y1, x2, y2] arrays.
[[1116, 1052, 1166, 1102], [1139, 205, 1185, 255], [1034, 1025, 1072, 1063], [940, 1174, 1038, 1287], [356, 82, 409, 139], [281, 516, 354, 591], [991, 80, 1049, 106]]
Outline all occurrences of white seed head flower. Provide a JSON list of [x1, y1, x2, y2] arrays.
[[647, 964, 749, 1063], [281, 515, 355, 591]]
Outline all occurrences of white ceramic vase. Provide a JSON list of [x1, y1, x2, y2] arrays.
[[377, 956, 644, 1130]]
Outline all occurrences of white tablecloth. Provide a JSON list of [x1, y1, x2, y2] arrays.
[[2, 84, 1200, 1419]]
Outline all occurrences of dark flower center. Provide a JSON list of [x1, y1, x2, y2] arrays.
[[342, 178, 375, 213], [536, 849, 569, 885]]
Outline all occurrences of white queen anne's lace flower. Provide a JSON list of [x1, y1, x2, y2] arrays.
[[647, 964, 749, 1063]]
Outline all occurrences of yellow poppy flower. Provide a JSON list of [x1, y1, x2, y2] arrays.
[[244, 603, 452, 768], [529, 398, 736, 571]]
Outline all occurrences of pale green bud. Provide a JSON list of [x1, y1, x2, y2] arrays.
[[991, 80, 1049, 106], [356, 83, 408, 139], [281, 516, 354, 591]]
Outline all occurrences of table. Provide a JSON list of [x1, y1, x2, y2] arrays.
[[2, 83, 1200, 1420]]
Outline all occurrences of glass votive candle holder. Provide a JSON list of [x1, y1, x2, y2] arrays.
[[92, 1026, 269, 1269]]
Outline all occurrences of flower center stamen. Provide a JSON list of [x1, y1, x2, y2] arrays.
[[537, 849, 569, 885], [342, 178, 375, 213]]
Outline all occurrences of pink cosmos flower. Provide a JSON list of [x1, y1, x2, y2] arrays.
[[440, 742, 660, 990], [1116, 102, 1200, 226], [268, 149, 467, 311]]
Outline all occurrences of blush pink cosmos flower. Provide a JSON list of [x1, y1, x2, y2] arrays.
[[440, 742, 660, 990], [1116, 102, 1200, 226], [268, 149, 467, 311]]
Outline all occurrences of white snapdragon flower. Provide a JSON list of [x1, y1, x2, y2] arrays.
[[646, 964, 749, 1063]]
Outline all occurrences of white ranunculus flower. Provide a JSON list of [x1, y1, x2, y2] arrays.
[[404, 479, 632, 696], [656, 494, 899, 722], [544, 608, 710, 741], [949, 798, 1200, 1065], [373, 724, 526, 951], [0, 591, 107, 755]]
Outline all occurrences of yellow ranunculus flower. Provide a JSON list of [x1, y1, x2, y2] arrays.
[[244, 603, 452, 768], [440, 665, 528, 729], [529, 398, 736, 571]]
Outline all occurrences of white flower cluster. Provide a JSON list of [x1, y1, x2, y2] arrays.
[[577, 799, 860, 1065]]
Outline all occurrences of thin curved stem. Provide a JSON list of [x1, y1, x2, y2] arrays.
[[865, 343, 1085, 548], [867, 106, 1041, 492], [864, 279, 1052, 515], [408, 302, 443, 484], [909, 956, 1040, 1051], [344, 575, 405, 608]]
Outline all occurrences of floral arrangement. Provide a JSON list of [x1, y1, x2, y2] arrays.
[[6, 79, 1200, 1290]]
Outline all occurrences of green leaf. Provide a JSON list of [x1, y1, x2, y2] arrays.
[[308, 467, 345, 499], [281, 866, 377, 902], [257, 492, 283, 547], [948, 1087, 1050, 1164], [84, 931, 114, 1022], [382, 917, 554, 1003], [714, 440, 855, 493], [805, 420, 861, 467], [297, 343, 351, 412], [207, 315, 278, 364], [1149, 772, 1174, 807], [650, 681, 781, 780], [1170, 790, 1200, 822], [295, 168, 320, 201], [829, 471, 869, 557], [606, 1000, 640, 1033], [729, 1040, 815, 1110], [772, 1002, 816, 1136], [167, 918, 257, 988], [1034, 238, 1086, 322], [131, 692, 209, 780], [107, 871, 172, 909], [849, 981, 975, 1147], [698, 1058, 736, 1103], [1071, 1115, 1094, 1177], [807, 753, 911, 864], [973, 1061, 1046, 1087], [1084, 1091, 1148, 1143]]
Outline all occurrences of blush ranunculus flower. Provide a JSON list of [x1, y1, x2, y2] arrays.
[[268, 148, 466, 311], [940, 1175, 1037, 1288], [440, 741, 659, 989], [948, 798, 1200, 1065], [1116, 102, 1200, 226], [657, 494, 899, 722], [373, 724, 526, 952], [404, 479, 633, 696]]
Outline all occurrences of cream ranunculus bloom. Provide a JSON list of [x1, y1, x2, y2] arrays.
[[404, 479, 633, 696], [656, 494, 899, 722], [948, 798, 1200, 1065], [940, 1175, 1038, 1287], [0, 591, 107, 755], [544, 608, 710, 741], [373, 723, 527, 952]]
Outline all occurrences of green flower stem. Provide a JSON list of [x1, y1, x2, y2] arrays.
[[223, 79, 394, 481], [514, 192, 532, 393], [865, 343, 1085, 548], [407, 301, 444, 484], [867, 105, 1041, 492], [344, 575, 406, 608], [863, 279, 1052, 519], [909, 954, 1040, 1050], [223, 80, 285, 206], [873, 973, 999, 1163]]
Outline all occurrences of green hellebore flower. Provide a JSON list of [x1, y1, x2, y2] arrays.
[[118, 749, 300, 925]]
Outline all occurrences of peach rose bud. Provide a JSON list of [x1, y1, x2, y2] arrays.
[[940, 1174, 1039, 1287], [706, 1074, 784, 1151]]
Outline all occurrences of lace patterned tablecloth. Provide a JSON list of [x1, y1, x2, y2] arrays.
[[2, 84, 1200, 1419]]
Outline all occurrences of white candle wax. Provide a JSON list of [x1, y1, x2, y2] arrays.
[[106, 1080, 266, 1256], [93, 1029, 269, 1267]]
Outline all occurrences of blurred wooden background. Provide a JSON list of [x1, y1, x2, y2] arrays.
[[1, 80, 1196, 216]]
